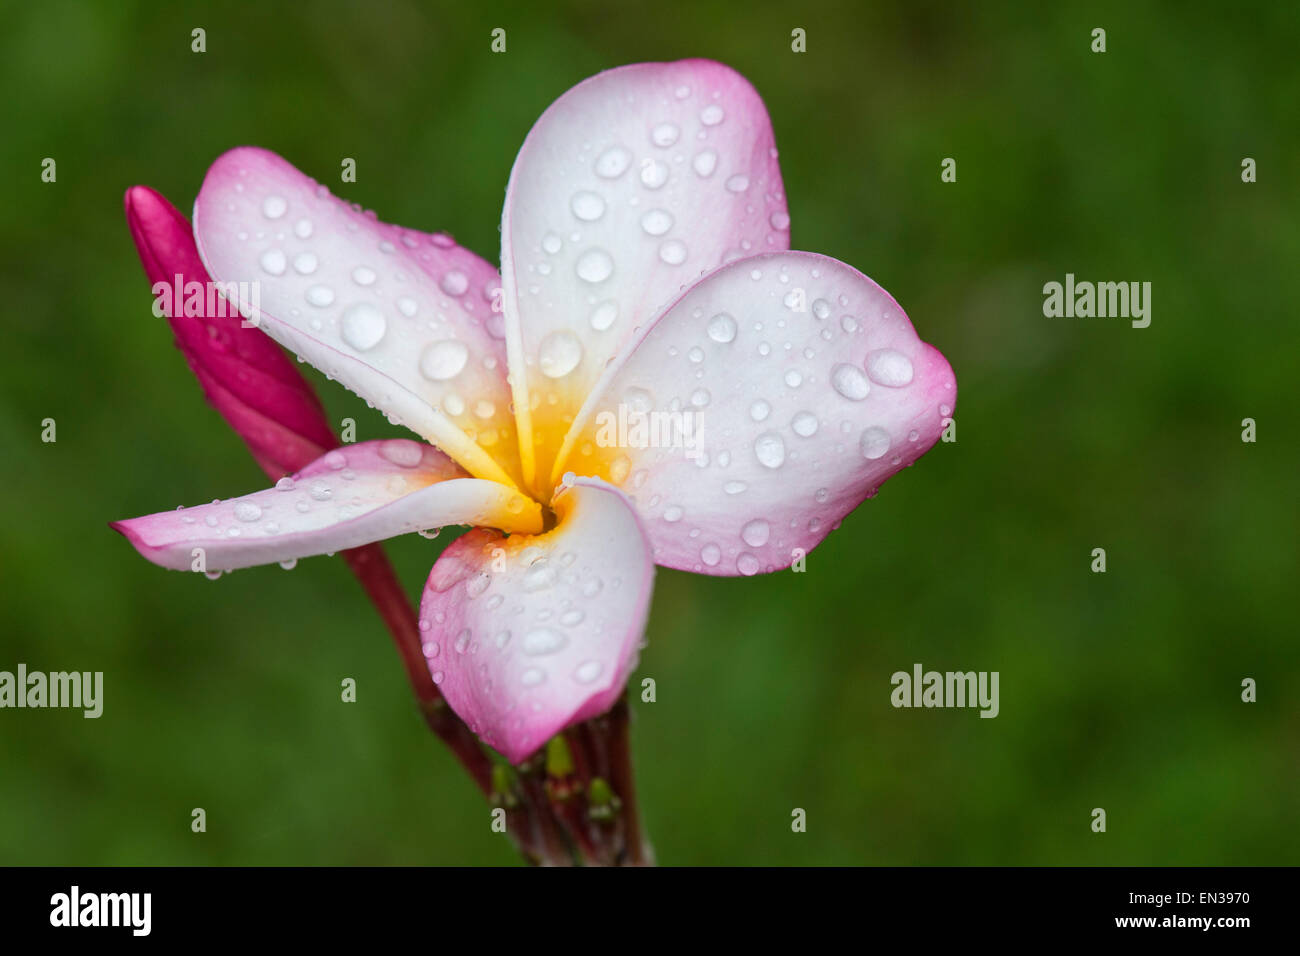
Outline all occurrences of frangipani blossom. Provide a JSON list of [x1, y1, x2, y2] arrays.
[[114, 59, 955, 763]]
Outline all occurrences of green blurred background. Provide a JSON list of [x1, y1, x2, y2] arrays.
[[1, 0, 1296, 865]]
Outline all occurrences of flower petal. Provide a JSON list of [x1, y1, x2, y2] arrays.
[[112, 439, 541, 572], [417, 478, 654, 763], [193, 147, 523, 489], [553, 252, 956, 575], [501, 60, 788, 497], [125, 185, 337, 474]]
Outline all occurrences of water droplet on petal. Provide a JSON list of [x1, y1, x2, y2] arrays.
[[865, 349, 914, 387], [420, 339, 469, 381], [707, 312, 737, 343], [340, 303, 386, 350], [380, 438, 424, 467], [741, 519, 770, 547], [792, 411, 819, 437], [575, 248, 614, 283], [538, 330, 583, 378], [860, 426, 892, 460], [831, 363, 871, 401], [595, 146, 631, 178], [754, 431, 786, 469], [259, 249, 287, 275]]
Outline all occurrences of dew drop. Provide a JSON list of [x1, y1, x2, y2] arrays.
[[692, 150, 718, 177], [589, 300, 618, 331], [574, 660, 603, 684], [831, 363, 871, 401], [865, 349, 914, 387], [570, 190, 606, 222], [741, 519, 770, 547], [707, 312, 738, 343], [640, 208, 674, 236], [261, 195, 287, 219], [651, 122, 680, 146], [305, 284, 335, 307], [575, 248, 614, 283], [860, 426, 892, 460], [380, 438, 424, 467], [595, 146, 631, 178], [523, 627, 567, 657], [340, 303, 386, 351], [754, 431, 786, 469], [792, 411, 819, 437], [658, 239, 687, 265], [259, 249, 287, 275], [538, 330, 583, 378], [420, 339, 469, 381]]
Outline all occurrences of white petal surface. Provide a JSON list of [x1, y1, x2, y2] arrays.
[[113, 439, 540, 571], [417, 478, 654, 763], [501, 60, 789, 497], [194, 147, 523, 488], [553, 252, 957, 575]]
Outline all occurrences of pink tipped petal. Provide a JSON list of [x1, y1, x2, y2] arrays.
[[418, 478, 655, 764], [501, 59, 788, 496], [554, 252, 956, 575], [192, 147, 523, 489], [112, 439, 541, 572], [125, 185, 337, 472]]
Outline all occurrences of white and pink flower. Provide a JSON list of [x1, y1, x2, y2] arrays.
[[114, 60, 956, 763]]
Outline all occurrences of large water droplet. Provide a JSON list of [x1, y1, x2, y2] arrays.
[[575, 248, 614, 283], [574, 660, 603, 684], [595, 146, 631, 178], [650, 122, 680, 147], [340, 303, 387, 351], [640, 209, 674, 236], [259, 249, 286, 276], [523, 628, 567, 656], [658, 239, 687, 265], [707, 312, 737, 343], [440, 270, 469, 296], [791, 411, 819, 437], [589, 300, 618, 331], [261, 195, 287, 219], [420, 339, 469, 381], [754, 431, 786, 469], [860, 426, 892, 460], [570, 191, 606, 222], [538, 330, 583, 378], [380, 438, 424, 467], [865, 349, 914, 387], [692, 150, 718, 177], [234, 501, 263, 522], [305, 284, 335, 307], [639, 159, 669, 189], [831, 363, 871, 401], [741, 519, 770, 547]]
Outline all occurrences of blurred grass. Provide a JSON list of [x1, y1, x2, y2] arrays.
[[0, 0, 1296, 864]]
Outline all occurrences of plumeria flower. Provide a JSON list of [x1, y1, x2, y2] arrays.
[[114, 60, 956, 763]]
